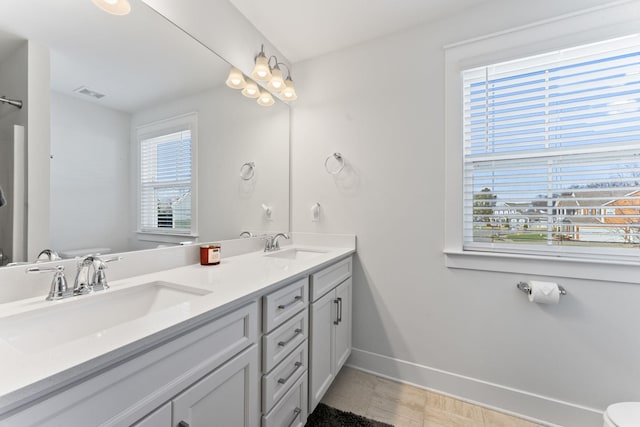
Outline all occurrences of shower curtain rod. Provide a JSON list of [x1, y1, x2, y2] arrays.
[[0, 96, 23, 109]]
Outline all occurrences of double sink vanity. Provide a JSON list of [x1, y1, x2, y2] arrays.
[[0, 234, 355, 427]]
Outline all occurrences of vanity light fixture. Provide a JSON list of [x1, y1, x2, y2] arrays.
[[266, 63, 285, 92], [242, 80, 260, 98], [279, 65, 298, 101], [281, 77, 298, 101], [91, 0, 131, 15], [251, 45, 272, 81], [225, 44, 298, 106], [257, 89, 275, 107], [225, 66, 247, 89]]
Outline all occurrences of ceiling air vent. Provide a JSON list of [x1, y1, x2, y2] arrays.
[[73, 86, 106, 99]]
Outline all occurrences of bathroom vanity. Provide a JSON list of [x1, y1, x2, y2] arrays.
[[0, 236, 355, 427]]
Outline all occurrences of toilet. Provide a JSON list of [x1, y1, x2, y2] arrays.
[[604, 402, 640, 427]]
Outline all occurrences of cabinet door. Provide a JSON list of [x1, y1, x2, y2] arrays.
[[308, 289, 336, 412], [173, 344, 259, 427], [132, 402, 171, 427], [334, 278, 352, 372]]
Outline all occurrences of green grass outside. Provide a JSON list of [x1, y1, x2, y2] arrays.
[[504, 233, 546, 241]]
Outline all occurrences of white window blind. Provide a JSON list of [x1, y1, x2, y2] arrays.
[[139, 127, 193, 235], [462, 34, 640, 260]]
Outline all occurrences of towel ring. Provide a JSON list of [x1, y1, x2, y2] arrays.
[[240, 162, 255, 180], [324, 153, 345, 175]]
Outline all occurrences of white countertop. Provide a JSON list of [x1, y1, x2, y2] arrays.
[[0, 242, 355, 415]]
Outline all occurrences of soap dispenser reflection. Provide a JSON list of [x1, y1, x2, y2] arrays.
[[262, 203, 273, 220], [311, 202, 320, 222]]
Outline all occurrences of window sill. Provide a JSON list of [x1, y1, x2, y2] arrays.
[[444, 249, 640, 284], [136, 231, 199, 244]]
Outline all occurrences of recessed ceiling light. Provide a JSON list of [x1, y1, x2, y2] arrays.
[[91, 0, 131, 16]]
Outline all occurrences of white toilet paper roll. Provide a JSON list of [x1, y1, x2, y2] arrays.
[[527, 280, 561, 304]]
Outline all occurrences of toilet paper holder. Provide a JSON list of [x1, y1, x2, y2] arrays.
[[517, 281, 567, 296]]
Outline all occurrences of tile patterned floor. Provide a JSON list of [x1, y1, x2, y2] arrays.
[[320, 367, 543, 427]]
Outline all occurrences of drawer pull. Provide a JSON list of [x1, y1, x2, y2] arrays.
[[278, 295, 302, 310], [286, 407, 302, 427], [278, 361, 303, 385], [278, 328, 302, 347], [178, 422, 190, 427]]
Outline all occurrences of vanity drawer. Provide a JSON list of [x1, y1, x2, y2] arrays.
[[262, 374, 307, 427], [263, 276, 308, 333], [263, 309, 308, 373], [262, 340, 308, 413], [310, 256, 352, 301]]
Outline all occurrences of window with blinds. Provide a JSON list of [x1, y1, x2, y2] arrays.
[[139, 121, 194, 235], [462, 34, 640, 260]]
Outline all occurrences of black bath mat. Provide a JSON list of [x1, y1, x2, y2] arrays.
[[305, 403, 394, 427]]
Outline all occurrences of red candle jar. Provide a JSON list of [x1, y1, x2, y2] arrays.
[[200, 245, 221, 265]]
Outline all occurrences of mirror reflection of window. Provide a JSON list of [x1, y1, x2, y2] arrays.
[[137, 113, 197, 238]]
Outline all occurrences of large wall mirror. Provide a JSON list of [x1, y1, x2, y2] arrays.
[[0, 0, 290, 266]]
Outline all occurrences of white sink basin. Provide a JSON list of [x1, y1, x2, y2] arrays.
[[265, 248, 326, 260], [0, 281, 210, 353]]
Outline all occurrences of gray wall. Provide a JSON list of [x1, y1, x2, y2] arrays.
[[50, 92, 132, 254], [290, 1, 640, 426]]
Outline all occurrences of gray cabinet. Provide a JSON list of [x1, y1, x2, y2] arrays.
[[309, 289, 335, 411], [5, 303, 259, 427], [173, 345, 259, 427], [334, 278, 352, 370], [261, 277, 309, 426], [309, 259, 352, 413], [5, 253, 354, 427], [133, 345, 259, 427], [132, 402, 171, 427], [261, 375, 307, 427]]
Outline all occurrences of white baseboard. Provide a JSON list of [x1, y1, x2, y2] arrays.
[[347, 348, 603, 427]]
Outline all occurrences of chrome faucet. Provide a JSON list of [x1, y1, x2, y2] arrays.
[[74, 255, 99, 295], [26, 265, 73, 300], [74, 255, 121, 295], [264, 233, 290, 252], [26, 255, 121, 301], [36, 248, 61, 262], [272, 233, 290, 250]]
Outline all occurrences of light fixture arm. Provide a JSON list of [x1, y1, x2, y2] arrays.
[[255, 44, 267, 61], [277, 62, 293, 79], [268, 55, 280, 70]]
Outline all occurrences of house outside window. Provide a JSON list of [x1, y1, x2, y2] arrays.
[[137, 113, 198, 238]]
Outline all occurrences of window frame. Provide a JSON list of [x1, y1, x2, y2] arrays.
[[135, 112, 198, 241], [444, 2, 640, 283]]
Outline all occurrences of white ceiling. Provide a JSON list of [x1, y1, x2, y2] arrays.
[[0, 0, 229, 113], [228, 0, 491, 63]]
